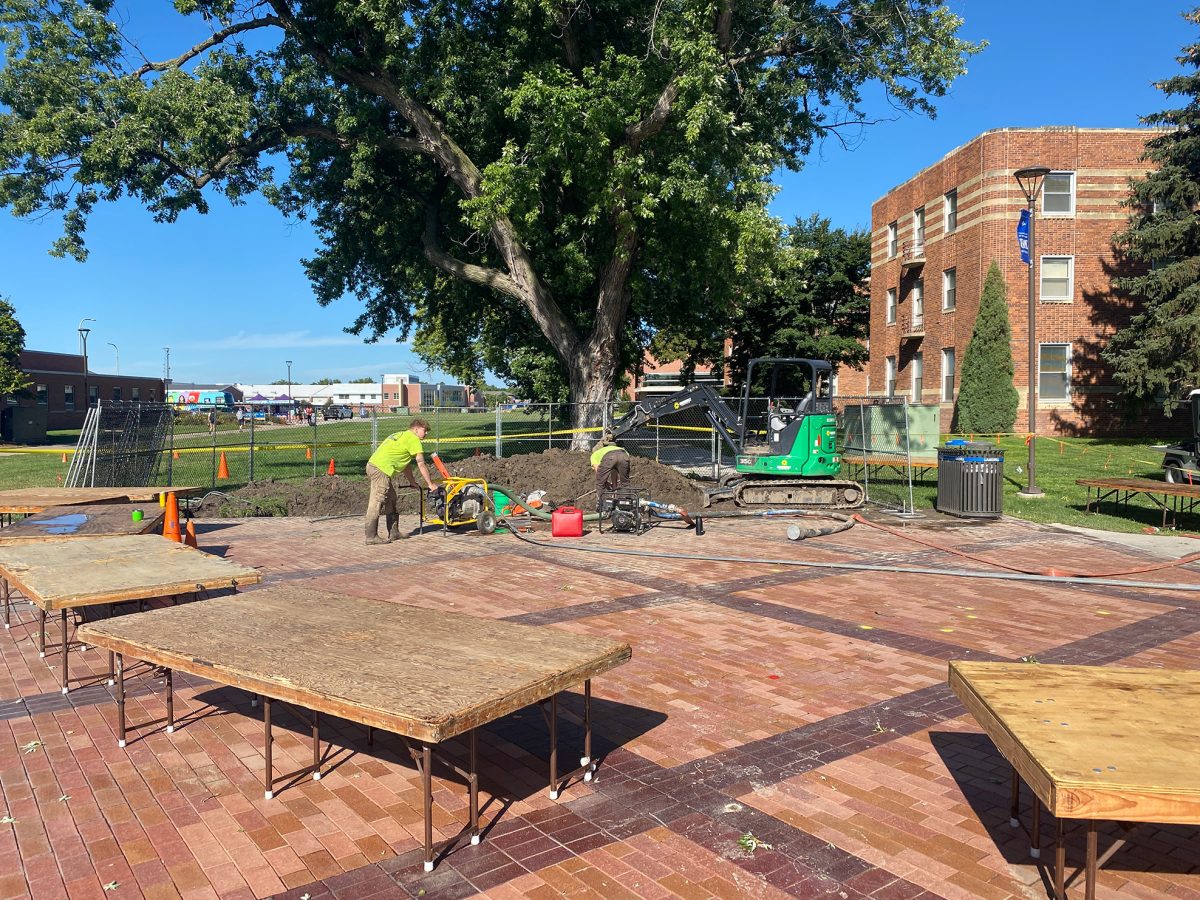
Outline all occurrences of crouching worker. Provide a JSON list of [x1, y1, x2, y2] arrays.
[[364, 418, 437, 544], [590, 433, 631, 496]]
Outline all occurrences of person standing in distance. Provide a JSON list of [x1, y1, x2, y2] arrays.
[[364, 419, 437, 544]]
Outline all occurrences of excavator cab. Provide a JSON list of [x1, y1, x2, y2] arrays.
[[738, 359, 833, 455]]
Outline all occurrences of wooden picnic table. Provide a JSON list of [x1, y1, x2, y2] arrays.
[[1076, 476, 1200, 527], [0, 534, 261, 693], [0, 503, 164, 544], [950, 661, 1200, 899], [0, 486, 201, 521], [77, 587, 632, 870]]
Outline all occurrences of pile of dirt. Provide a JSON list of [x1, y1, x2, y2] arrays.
[[193, 449, 705, 518]]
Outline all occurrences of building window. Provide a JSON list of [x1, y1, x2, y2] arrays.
[[1040, 256, 1074, 302], [914, 207, 925, 249], [944, 189, 957, 233], [112, 386, 122, 402], [132, 387, 140, 401], [941, 348, 955, 402], [88, 385, 98, 407], [942, 268, 956, 311], [64, 384, 75, 411], [1039, 344, 1072, 401], [885, 356, 896, 398], [912, 352, 923, 401], [1043, 172, 1075, 215], [36, 384, 47, 406], [887, 222, 898, 257], [886, 288, 897, 325], [912, 280, 924, 328]]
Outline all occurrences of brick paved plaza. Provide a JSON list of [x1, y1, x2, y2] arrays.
[[2, 513, 1200, 899]]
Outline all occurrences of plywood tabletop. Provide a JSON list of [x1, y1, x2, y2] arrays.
[[0, 486, 202, 514], [950, 661, 1200, 824], [0, 534, 261, 609], [1076, 476, 1200, 499], [78, 587, 633, 743], [0, 504, 165, 543]]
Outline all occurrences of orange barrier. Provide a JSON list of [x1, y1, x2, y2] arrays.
[[184, 519, 199, 548], [217, 452, 230, 480], [327, 458, 336, 476], [163, 492, 181, 543]]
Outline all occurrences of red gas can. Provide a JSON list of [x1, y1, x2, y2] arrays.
[[551, 506, 584, 537]]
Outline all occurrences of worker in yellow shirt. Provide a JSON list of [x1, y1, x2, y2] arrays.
[[364, 419, 437, 544], [590, 433, 631, 496]]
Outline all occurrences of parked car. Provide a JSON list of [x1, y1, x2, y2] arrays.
[[322, 405, 354, 420]]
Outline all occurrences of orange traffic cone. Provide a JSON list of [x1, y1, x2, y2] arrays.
[[184, 519, 199, 548], [61, 452, 68, 463], [306, 447, 312, 460], [163, 492, 181, 543], [327, 458, 336, 476], [217, 452, 230, 480]]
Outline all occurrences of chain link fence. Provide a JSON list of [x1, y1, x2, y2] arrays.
[[81, 398, 929, 511]]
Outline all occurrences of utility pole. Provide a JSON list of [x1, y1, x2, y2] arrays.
[[163, 347, 171, 399], [1014, 166, 1051, 499]]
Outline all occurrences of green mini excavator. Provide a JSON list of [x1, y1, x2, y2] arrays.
[[609, 357, 864, 508]]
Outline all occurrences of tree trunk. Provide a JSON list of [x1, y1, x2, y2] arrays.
[[567, 344, 617, 450]]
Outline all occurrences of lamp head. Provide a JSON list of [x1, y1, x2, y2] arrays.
[[1014, 166, 1052, 203]]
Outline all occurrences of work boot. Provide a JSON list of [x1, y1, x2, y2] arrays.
[[365, 537, 389, 545], [386, 514, 403, 541], [365, 519, 387, 545]]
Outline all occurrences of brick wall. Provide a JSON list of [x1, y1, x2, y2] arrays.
[[867, 126, 1177, 438]]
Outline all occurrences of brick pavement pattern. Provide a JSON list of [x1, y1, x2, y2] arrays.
[[2, 513, 1200, 899]]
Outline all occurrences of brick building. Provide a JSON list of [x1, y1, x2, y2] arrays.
[[1, 350, 165, 434], [869, 126, 1168, 436]]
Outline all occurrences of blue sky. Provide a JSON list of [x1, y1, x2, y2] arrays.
[[2, 2, 1194, 385]]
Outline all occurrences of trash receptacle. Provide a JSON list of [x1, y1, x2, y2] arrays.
[[937, 440, 1004, 518]]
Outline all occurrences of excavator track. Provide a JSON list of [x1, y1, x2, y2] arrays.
[[731, 478, 865, 509]]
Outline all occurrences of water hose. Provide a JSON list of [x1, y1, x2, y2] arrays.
[[852, 513, 1200, 579], [503, 528, 1200, 592]]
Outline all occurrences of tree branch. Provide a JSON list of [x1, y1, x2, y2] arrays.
[[421, 186, 524, 301], [624, 77, 679, 149], [716, 0, 733, 54], [129, 17, 282, 78]]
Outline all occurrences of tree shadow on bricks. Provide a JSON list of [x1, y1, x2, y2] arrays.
[[931, 730, 1200, 884]]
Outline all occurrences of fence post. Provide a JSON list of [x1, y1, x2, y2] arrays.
[[167, 412, 175, 486], [859, 399, 870, 505], [210, 420, 217, 490], [372, 408, 379, 451], [495, 405, 503, 458], [435, 405, 441, 455], [547, 403, 553, 449], [902, 397, 916, 516], [312, 415, 318, 478], [248, 411, 255, 483]]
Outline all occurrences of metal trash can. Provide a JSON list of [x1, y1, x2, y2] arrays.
[[937, 440, 1004, 518]]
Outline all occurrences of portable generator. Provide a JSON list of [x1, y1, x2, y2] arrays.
[[421, 453, 497, 534], [599, 487, 648, 535]]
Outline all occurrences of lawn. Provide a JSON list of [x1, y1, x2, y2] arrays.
[[1, 423, 1192, 535]]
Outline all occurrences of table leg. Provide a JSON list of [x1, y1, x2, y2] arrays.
[[165, 669, 175, 733], [1085, 820, 1098, 900], [60, 609, 69, 695], [1009, 768, 1020, 828], [422, 742, 434, 872], [469, 729, 480, 845], [263, 697, 274, 799], [312, 711, 321, 781], [1054, 817, 1066, 899], [106, 603, 115, 686], [2, 577, 9, 630], [116, 653, 127, 748], [1031, 796, 1041, 859], [38, 608, 46, 657], [366, 725, 374, 748], [548, 692, 559, 800], [582, 679, 595, 782]]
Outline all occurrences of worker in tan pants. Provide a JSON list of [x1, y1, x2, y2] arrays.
[[364, 419, 436, 544]]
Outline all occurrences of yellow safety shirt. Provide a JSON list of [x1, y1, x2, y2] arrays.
[[590, 444, 623, 468], [368, 430, 424, 476]]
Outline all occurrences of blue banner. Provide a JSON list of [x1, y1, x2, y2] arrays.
[[1017, 208, 1031, 264]]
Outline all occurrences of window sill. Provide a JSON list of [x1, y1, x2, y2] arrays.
[[1040, 298, 1073, 304], [942, 306, 956, 313]]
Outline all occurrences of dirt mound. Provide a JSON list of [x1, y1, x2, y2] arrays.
[[193, 450, 705, 518], [448, 448, 705, 509]]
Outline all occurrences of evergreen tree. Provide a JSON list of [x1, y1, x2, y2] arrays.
[[1104, 8, 1200, 412], [955, 262, 1018, 434]]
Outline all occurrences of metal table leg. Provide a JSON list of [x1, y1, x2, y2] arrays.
[[1054, 817, 1066, 899], [583, 679, 595, 781], [165, 669, 175, 733], [60, 609, 69, 694], [548, 692, 559, 800], [2, 578, 9, 630], [38, 607, 46, 657], [1009, 768, 1020, 828], [1085, 820, 1098, 900], [469, 729, 479, 845], [312, 711, 321, 781], [1031, 796, 1041, 859], [116, 653, 127, 748], [263, 696, 274, 799], [422, 742, 433, 871]]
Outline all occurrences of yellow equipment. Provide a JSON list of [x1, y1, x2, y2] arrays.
[[420, 454, 498, 534]]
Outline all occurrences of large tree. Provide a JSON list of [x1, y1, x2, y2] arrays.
[[0, 0, 979, 429], [1104, 8, 1200, 412], [0, 297, 30, 399], [720, 214, 870, 390]]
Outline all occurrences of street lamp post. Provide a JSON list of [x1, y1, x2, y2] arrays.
[[1014, 166, 1051, 499], [77, 317, 95, 411], [107, 342, 120, 377], [286, 360, 293, 421]]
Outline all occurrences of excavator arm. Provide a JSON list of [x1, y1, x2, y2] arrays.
[[609, 384, 743, 455]]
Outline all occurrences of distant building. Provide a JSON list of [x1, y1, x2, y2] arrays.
[[1, 350, 165, 434], [870, 126, 1168, 435], [235, 375, 484, 413], [625, 351, 726, 401]]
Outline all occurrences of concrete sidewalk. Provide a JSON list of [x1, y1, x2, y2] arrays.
[[2, 512, 1199, 899]]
